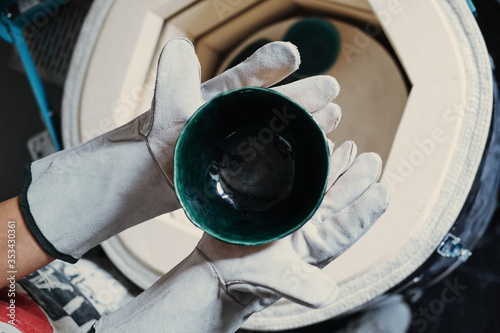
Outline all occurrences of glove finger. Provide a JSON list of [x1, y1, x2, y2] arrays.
[[272, 76, 340, 112], [152, 38, 202, 125], [201, 41, 300, 101], [311, 103, 341, 134], [326, 141, 357, 191], [305, 140, 351, 227], [327, 138, 335, 155], [298, 183, 390, 266], [315, 152, 381, 221], [227, 258, 338, 308]]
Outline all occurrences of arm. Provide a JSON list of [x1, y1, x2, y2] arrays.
[[0, 197, 54, 288]]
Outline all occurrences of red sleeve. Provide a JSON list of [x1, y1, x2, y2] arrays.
[[0, 286, 54, 333]]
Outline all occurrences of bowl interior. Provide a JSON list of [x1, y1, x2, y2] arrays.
[[174, 87, 329, 245]]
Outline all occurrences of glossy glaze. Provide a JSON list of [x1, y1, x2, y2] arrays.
[[174, 87, 329, 245]]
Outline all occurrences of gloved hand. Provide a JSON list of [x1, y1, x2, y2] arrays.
[[19, 38, 342, 263], [91, 141, 389, 333], [88, 37, 388, 333]]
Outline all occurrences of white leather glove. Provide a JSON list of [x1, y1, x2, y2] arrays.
[[19, 38, 341, 263], [92, 141, 389, 333]]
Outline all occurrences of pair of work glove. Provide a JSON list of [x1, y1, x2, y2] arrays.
[[20, 39, 389, 332]]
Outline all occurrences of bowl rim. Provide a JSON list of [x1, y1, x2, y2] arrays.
[[173, 86, 330, 245]]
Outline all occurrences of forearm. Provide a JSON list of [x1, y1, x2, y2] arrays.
[[93, 250, 256, 333], [0, 197, 54, 288]]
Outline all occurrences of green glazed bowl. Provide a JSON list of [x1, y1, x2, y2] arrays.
[[283, 18, 341, 77], [174, 87, 329, 245]]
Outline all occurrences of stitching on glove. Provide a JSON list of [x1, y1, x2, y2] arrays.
[[143, 137, 176, 191], [227, 280, 318, 308], [195, 248, 257, 307], [19, 163, 79, 264]]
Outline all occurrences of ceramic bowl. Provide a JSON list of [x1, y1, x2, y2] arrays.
[[174, 87, 329, 245]]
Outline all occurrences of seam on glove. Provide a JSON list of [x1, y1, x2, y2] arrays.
[[143, 138, 177, 191], [19, 163, 79, 264], [194, 247, 258, 307], [225, 280, 278, 296], [104, 113, 178, 193], [226, 280, 318, 308], [328, 141, 356, 190]]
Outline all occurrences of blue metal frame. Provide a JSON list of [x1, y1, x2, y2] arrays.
[[0, 2, 65, 151], [466, 0, 477, 17]]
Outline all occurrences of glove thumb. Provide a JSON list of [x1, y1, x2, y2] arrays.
[[227, 259, 338, 308]]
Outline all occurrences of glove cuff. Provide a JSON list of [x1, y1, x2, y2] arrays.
[[19, 163, 78, 263]]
